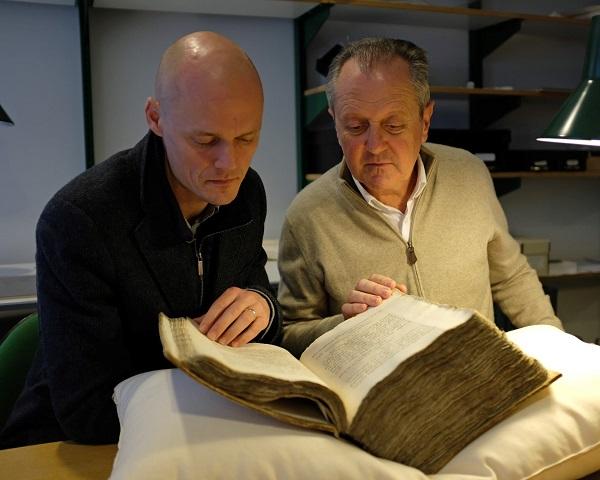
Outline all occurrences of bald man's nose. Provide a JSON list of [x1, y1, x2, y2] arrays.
[[214, 143, 236, 170]]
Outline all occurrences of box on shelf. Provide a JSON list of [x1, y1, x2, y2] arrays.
[[515, 237, 550, 276], [548, 260, 577, 276], [588, 155, 600, 171]]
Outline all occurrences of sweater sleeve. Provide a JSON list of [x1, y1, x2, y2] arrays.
[[277, 215, 345, 358], [482, 170, 563, 329], [35, 198, 131, 444]]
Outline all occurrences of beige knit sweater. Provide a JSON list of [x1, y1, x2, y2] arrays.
[[278, 143, 562, 357]]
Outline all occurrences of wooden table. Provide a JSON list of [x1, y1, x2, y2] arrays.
[[0, 441, 117, 479]]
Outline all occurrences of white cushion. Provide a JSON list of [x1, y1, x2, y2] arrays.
[[110, 368, 427, 480], [110, 325, 600, 480]]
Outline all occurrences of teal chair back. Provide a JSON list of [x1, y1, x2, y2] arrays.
[[0, 312, 39, 428]]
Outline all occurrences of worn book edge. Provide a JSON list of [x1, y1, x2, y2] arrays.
[[159, 313, 339, 435]]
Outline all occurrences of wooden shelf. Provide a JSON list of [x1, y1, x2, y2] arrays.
[[305, 173, 322, 182], [304, 84, 570, 98], [306, 171, 600, 182], [491, 171, 600, 179], [286, 0, 591, 36], [541, 271, 600, 281], [308, 1, 590, 25]]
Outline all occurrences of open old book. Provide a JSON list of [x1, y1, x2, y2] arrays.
[[159, 293, 558, 474]]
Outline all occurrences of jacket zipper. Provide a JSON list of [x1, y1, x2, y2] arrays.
[[188, 217, 254, 307], [186, 233, 204, 309], [195, 244, 204, 277]]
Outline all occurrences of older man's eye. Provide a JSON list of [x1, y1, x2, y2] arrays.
[[385, 124, 404, 133], [346, 124, 366, 134]]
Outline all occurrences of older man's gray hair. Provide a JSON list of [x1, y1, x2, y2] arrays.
[[326, 37, 431, 114]]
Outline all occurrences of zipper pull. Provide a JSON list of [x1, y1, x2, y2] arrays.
[[197, 251, 204, 277], [406, 242, 418, 265]]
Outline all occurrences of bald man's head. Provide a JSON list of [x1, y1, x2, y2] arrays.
[[154, 32, 263, 113], [144, 32, 265, 219]]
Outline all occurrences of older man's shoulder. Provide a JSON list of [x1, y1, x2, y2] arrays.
[[423, 142, 491, 177], [290, 163, 342, 208]]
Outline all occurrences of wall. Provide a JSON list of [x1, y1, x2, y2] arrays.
[[0, 1, 85, 264], [89, 8, 297, 241]]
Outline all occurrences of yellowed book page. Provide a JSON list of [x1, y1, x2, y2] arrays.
[[300, 294, 473, 424], [159, 314, 329, 387]]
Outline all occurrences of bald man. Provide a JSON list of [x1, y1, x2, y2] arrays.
[[0, 32, 281, 448]]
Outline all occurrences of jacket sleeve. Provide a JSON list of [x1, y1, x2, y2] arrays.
[[36, 197, 131, 444], [277, 215, 345, 358], [241, 169, 282, 345], [481, 169, 563, 330]]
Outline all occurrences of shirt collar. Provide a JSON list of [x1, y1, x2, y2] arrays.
[[352, 155, 427, 213], [187, 205, 220, 236]]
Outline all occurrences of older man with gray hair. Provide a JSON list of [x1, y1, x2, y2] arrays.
[[278, 37, 562, 358]]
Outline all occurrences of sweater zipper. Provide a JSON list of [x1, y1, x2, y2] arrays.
[[407, 181, 426, 298], [407, 154, 439, 299], [341, 179, 425, 296]]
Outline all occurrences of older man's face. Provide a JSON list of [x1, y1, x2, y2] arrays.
[[331, 57, 433, 207]]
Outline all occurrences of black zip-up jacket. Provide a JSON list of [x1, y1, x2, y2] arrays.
[[0, 131, 281, 448]]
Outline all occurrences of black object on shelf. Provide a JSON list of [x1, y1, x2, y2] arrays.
[[316, 44, 343, 77], [428, 128, 511, 171], [428, 128, 511, 152], [305, 109, 342, 174]]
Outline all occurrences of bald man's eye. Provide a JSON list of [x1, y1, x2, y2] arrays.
[[192, 136, 218, 147]]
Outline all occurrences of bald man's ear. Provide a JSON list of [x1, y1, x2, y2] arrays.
[[145, 97, 163, 137]]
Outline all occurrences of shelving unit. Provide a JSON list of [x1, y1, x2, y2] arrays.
[[294, 1, 592, 188]]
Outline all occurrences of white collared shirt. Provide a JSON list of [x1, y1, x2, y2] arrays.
[[352, 155, 427, 242]]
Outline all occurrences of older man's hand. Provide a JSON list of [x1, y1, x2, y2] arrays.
[[341, 274, 407, 320], [195, 287, 270, 347]]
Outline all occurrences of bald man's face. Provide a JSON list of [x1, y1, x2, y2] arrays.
[[147, 70, 263, 216]]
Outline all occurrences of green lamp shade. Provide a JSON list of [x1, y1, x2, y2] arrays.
[[538, 15, 600, 147], [0, 103, 14, 125]]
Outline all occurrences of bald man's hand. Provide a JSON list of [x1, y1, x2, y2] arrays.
[[194, 287, 270, 347], [341, 274, 407, 320]]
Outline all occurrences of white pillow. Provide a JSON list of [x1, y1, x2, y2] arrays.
[[110, 325, 600, 480], [110, 368, 428, 480]]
